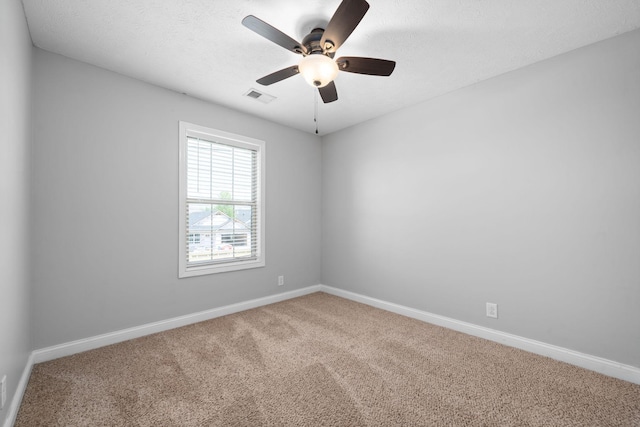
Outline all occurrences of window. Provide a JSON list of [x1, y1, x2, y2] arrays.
[[179, 121, 265, 277]]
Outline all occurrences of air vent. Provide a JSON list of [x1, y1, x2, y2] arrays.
[[243, 88, 276, 104]]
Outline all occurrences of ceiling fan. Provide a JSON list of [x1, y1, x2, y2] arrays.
[[242, 0, 396, 103]]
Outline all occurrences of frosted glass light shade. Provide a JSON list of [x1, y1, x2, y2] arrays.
[[298, 54, 339, 88]]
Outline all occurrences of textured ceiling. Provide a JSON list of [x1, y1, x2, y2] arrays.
[[21, 0, 640, 135]]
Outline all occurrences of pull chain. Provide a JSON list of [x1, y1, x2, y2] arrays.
[[314, 89, 319, 134]]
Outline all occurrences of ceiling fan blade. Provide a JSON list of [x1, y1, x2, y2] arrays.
[[256, 65, 300, 85], [242, 15, 307, 55], [318, 81, 338, 103], [336, 56, 396, 76], [321, 0, 370, 53]]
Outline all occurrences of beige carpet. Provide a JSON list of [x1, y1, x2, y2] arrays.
[[16, 292, 640, 426]]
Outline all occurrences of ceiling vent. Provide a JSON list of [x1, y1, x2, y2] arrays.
[[244, 89, 276, 104]]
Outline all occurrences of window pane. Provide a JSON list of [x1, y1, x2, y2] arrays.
[[187, 137, 255, 203], [186, 203, 255, 264]]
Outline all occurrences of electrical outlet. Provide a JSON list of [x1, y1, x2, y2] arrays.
[[278, 275, 284, 286], [486, 302, 498, 319], [1, 374, 6, 410]]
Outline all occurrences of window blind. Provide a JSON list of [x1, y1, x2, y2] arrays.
[[185, 136, 259, 267]]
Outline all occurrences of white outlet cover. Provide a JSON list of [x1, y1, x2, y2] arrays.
[[486, 302, 498, 319]]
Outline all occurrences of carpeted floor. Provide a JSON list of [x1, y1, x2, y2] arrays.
[[16, 292, 640, 426]]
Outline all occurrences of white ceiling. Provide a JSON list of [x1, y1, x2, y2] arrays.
[[21, 0, 640, 135]]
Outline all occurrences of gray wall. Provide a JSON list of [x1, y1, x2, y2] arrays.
[[322, 29, 640, 367], [0, 0, 32, 424], [31, 49, 322, 349]]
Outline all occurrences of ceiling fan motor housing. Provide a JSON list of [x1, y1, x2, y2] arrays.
[[302, 28, 334, 57]]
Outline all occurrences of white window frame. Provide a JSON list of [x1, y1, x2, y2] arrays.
[[178, 121, 265, 277]]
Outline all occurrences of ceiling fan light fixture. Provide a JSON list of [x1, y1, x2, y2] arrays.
[[298, 54, 339, 88]]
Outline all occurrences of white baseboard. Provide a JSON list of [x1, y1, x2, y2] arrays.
[[319, 285, 640, 385], [13, 282, 638, 427], [32, 285, 322, 364], [3, 353, 34, 427]]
